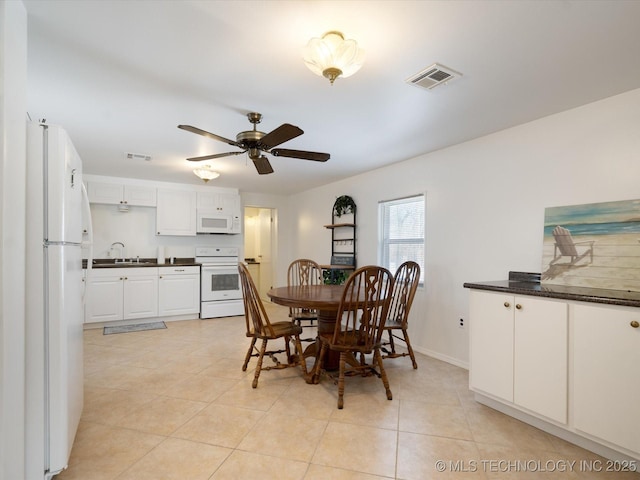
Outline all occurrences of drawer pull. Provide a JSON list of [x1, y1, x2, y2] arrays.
[[515, 304, 522, 310], [504, 302, 510, 308], [631, 320, 639, 329]]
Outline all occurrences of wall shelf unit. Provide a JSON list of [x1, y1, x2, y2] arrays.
[[320, 196, 357, 284]]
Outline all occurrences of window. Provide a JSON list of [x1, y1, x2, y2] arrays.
[[379, 194, 425, 285]]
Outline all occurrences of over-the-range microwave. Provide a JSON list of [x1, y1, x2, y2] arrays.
[[196, 210, 241, 234]]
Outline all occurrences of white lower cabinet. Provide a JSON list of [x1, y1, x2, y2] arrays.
[[85, 270, 124, 323], [469, 290, 514, 402], [469, 289, 640, 461], [158, 266, 200, 316], [469, 290, 568, 423], [573, 303, 640, 455], [123, 271, 158, 319], [85, 268, 158, 323]]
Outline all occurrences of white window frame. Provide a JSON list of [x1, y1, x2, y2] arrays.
[[378, 193, 425, 286]]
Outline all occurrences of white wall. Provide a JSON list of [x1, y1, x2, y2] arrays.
[[0, 1, 27, 477], [289, 88, 640, 368]]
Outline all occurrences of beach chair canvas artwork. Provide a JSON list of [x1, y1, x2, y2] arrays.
[[541, 199, 640, 291]]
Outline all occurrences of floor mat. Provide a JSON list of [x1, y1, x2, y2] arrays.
[[103, 321, 167, 335]]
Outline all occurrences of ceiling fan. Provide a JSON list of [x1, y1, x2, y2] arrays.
[[178, 112, 330, 175]]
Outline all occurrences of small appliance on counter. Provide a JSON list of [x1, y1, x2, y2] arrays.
[[195, 246, 244, 318]]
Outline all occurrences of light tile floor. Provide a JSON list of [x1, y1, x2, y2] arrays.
[[58, 303, 639, 479]]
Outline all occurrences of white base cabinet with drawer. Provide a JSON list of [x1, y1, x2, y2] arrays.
[[469, 290, 568, 424], [85, 268, 158, 323], [158, 266, 200, 316]]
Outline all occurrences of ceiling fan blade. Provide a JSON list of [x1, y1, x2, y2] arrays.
[[259, 123, 303, 149], [178, 125, 242, 147], [186, 151, 245, 162], [253, 155, 274, 175], [270, 148, 330, 162]]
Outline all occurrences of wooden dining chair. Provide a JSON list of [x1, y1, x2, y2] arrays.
[[239, 263, 308, 388], [381, 261, 421, 368], [312, 265, 395, 409], [287, 259, 323, 340]]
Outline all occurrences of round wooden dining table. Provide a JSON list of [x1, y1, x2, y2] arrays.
[[267, 284, 345, 382]]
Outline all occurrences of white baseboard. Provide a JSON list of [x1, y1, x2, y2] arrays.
[[414, 345, 469, 370]]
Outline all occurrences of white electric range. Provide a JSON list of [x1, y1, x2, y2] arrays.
[[195, 246, 244, 318]]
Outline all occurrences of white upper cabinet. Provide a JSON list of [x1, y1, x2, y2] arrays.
[[88, 181, 156, 207], [197, 191, 241, 215], [156, 188, 196, 236]]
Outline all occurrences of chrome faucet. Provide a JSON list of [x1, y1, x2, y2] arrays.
[[110, 242, 125, 262]]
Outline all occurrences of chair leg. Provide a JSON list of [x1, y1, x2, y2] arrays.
[[312, 342, 327, 384], [387, 329, 396, 355], [337, 352, 346, 409], [284, 335, 292, 362], [294, 335, 308, 376], [252, 338, 268, 388], [242, 336, 257, 372], [402, 328, 418, 369], [374, 348, 393, 401]]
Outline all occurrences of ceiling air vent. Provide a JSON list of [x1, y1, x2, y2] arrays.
[[406, 63, 462, 90], [125, 152, 152, 161]]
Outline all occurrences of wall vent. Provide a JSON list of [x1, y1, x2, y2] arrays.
[[406, 63, 462, 90], [125, 152, 152, 161]]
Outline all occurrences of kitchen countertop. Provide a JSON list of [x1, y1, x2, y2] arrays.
[[463, 271, 640, 308], [83, 258, 201, 269]]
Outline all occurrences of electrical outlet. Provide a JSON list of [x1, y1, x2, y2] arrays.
[[459, 317, 465, 329]]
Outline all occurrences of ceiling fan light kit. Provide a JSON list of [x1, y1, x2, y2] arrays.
[[193, 164, 220, 183], [178, 112, 330, 175], [303, 31, 365, 85]]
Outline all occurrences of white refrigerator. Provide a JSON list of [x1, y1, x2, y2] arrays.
[[26, 122, 87, 479]]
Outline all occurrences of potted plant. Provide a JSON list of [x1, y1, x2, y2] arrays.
[[332, 195, 356, 217], [323, 269, 349, 285]]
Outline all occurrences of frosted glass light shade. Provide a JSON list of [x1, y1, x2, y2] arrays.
[[303, 31, 365, 84], [193, 164, 220, 182]]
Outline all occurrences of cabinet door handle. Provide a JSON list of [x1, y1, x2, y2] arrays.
[[503, 302, 510, 308], [631, 320, 639, 328], [515, 304, 522, 310], [119, 277, 123, 280]]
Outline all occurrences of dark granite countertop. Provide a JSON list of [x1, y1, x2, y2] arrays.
[[83, 258, 201, 269], [463, 271, 640, 308]]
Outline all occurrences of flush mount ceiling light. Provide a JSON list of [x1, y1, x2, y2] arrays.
[[303, 31, 365, 85], [193, 164, 220, 183]]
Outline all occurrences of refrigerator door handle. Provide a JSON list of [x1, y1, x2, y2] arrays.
[[81, 183, 93, 299]]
